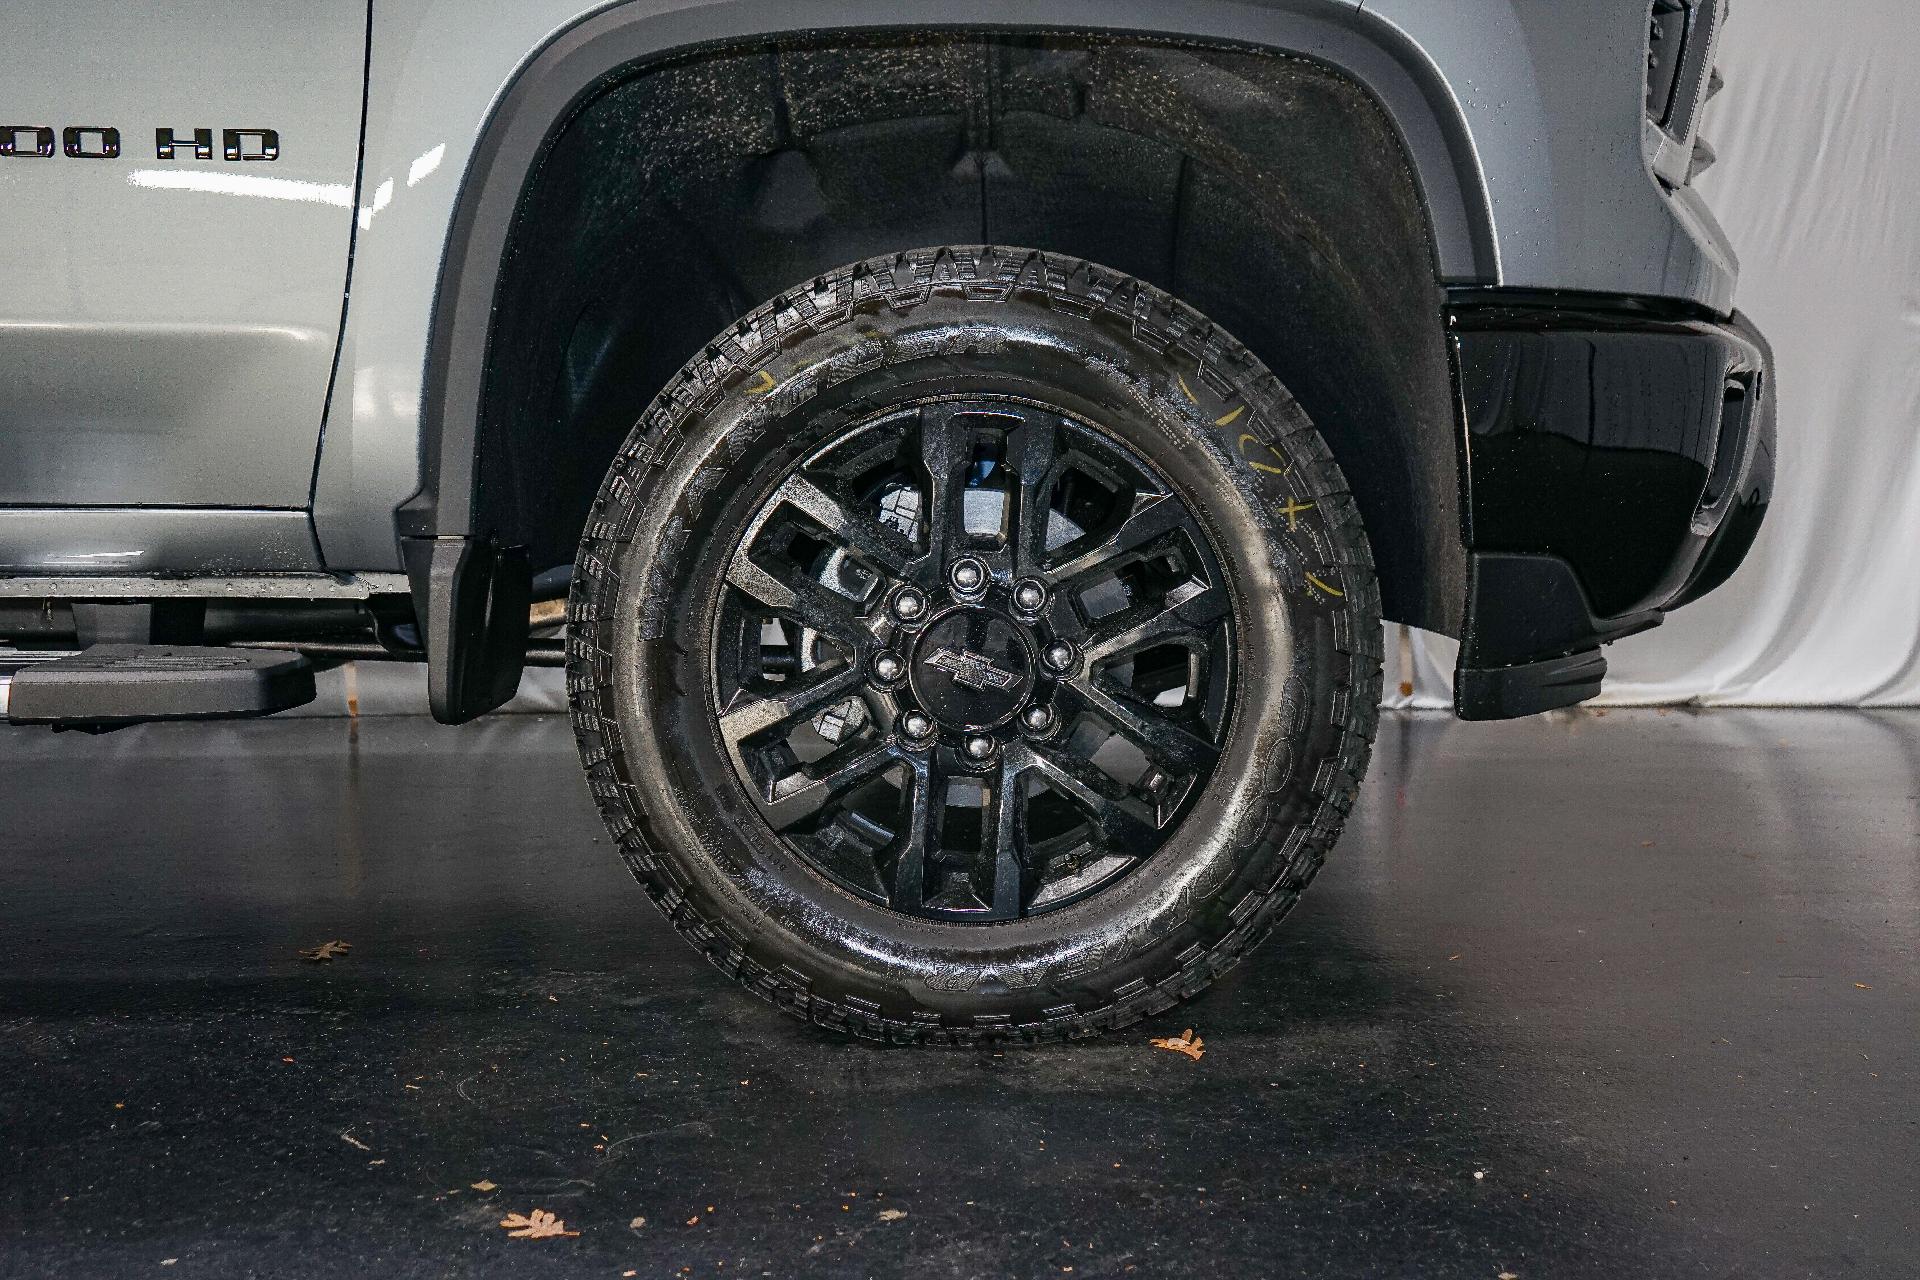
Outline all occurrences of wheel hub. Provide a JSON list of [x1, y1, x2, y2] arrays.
[[909, 606, 1036, 732]]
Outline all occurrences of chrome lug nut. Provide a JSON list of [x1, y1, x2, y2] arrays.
[[890, 586, 928, 623], [1021, 704, 1054, 733], [899, 710, 935, 742], [963, 734, 997, 761], [871, 651, 905, 684], [1042, 640, 1077, 673], [950, 558, 987, 595], [1012, 578, 1048, 613]]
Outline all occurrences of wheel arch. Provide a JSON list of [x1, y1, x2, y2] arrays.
[[405, 1, 1488, 721]]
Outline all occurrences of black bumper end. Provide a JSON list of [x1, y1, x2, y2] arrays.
[[1449, 298, 1776, 718]]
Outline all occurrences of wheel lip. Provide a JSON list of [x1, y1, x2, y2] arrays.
[[700, 388, 1247, 925]]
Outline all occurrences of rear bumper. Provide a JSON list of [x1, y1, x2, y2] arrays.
[[1448, 296, 1776, 719]]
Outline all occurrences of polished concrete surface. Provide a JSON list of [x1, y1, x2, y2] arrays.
[[0, 710, 1913, 1278]]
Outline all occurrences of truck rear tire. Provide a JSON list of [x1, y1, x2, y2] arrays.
[[567, 246, 1381, 1043]]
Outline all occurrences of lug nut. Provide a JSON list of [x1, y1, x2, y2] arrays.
[[899, 710, 935, 742], [891, 586, 928, 622], [950, 558, 987, 595], [1042, 640, 1077, 673], [872, 651, 905, 684], [963, 734, 997, 761], [1012, 579, 1048, 613], [1021, 705, 1054, 733]]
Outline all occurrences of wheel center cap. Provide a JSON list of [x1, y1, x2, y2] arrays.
[[910, 608, 1036, 730]]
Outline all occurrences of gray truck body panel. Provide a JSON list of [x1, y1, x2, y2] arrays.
[[0, 0, 366, 530]]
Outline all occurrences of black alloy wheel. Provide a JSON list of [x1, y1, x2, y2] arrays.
[[711, 397, 1236, 922], [569, 246, 1381, 1044]]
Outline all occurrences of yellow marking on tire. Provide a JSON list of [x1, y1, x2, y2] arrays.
[[744, 369, 776, 395], [1214, 405, 1247, 427], [1276, 498, 1316, 531], [1237, 433, 1290, 475], [1176, 372, 1198, 404], [1305, 572, 1345, 599]]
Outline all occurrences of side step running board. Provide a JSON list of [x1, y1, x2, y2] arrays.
[[3, 645, 315, 728]]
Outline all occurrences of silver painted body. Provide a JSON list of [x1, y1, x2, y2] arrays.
[[0, 0, 366, 538], [0, 0, 1738, 576]]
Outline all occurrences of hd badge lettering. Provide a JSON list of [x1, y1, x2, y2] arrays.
[[0, 125, 278, 161]]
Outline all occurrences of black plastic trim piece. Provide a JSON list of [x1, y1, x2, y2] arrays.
[[1455, 648, 1609, 722], [1456, 551, 1660, 672], [1448, 297, 1774, 622], [1453, 551, 1660, 719], [401, 535, 530, 724], [1443, 285, 1727, 326], [1668, 309, 1777, 608], [1453, 551, 1659, 719]]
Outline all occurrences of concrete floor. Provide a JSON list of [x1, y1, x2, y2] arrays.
[[0, 710, 1912, 1278]]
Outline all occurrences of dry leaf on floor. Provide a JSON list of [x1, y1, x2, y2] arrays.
[[878, 1208, 907, 1222], [300, 941, 351, 962], [471, 1180, 497, 1192], [1149, 1029, 1205, 1061], [498, 1209, 578, 1239], [628, 1216, 647, 1229]]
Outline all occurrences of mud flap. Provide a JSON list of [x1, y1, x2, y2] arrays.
[[402, 535, 531, 724]]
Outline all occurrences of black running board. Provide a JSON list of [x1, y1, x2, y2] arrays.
[[3, 645, 315, 729]]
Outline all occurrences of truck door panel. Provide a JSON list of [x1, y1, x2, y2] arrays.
[[0, 0, 367, 510]]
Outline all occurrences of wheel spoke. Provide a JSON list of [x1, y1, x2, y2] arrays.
[[716, 663, 863, 746], [1007, 414, 1060, 578], [982, 752, 1033, 918], [1055, 676, 1220, 776], [725, 545, 867, 645], [760, 739, 897, 831], [1025, 742, 1161, 852], [1047, 491, 1186, 585], [774, 473, 915, 577], [918, 403, 970, 566], [887, 756, 940, 912], [1083, 580, 1228, 664]]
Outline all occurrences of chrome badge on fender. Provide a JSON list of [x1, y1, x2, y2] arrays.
[[1, 125, 279, 160]]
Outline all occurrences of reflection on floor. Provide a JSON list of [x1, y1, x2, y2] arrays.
[[0, 710, 1913, 1278]]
